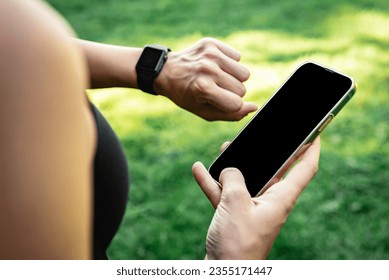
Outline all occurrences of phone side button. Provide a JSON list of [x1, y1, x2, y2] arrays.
[[318, 114, 334, 133]]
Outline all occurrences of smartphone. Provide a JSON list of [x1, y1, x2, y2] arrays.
[[208, 62, 356, 197]]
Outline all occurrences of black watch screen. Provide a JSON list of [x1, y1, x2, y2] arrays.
[[136, 44, 170, 95], [137, 47, 165, 72]]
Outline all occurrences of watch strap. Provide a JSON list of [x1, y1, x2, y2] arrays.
[[136, 45, 171, 95], [137, 70, 157, 95]]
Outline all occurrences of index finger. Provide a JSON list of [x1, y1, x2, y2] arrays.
[[192, 161, 221, 209]]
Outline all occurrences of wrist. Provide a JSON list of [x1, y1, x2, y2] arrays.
[[76, 39, 143, 89], [153, 51, 187, 104]]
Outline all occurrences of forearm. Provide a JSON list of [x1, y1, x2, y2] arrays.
[[75, 38, 258, 122], [75, 39, 142, 89]]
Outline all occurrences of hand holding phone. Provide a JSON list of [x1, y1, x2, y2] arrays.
[[192, 137, 321, 259], [208, 62, 356, 197]]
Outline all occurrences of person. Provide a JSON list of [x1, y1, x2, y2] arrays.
[[0, 0, 320, 260]]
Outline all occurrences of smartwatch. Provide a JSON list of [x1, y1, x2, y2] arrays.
[[135, 44, 171, 95]]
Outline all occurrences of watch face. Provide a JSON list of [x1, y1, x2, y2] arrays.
[[138, 47, 164, 71]]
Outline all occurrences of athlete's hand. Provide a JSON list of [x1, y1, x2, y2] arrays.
[[154, 37, 257, 121], [192, 137, 320, 259]]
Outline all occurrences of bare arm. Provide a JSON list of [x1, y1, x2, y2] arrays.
[[0, 0, 95, 259], [75, 39, 142, 89], [76, 38, 258, 121]]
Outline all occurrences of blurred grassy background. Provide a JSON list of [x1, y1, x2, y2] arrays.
[[46, 0, 389, 259]]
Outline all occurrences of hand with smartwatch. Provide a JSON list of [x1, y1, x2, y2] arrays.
[[77, 38, 258, 121], [149, 38, 258, 121]]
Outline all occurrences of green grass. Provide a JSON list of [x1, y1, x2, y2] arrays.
[[47, 0, 389, 259]]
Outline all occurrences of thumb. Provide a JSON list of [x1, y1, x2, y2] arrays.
[[219, 168, 251, 205]]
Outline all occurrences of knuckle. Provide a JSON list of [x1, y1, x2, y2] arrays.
[[224, 186, 241, 200], [196, 60, 214, 74], [223, 183, 242, 200], [203, 49, 218, 61], [199, 37, 217, 46], [197, 39, 220, 57], [193, 77, 212, 94], [201, 53, 220, 67]]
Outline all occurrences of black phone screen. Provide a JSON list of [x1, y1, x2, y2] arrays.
[[209, 62, 354, 197]]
